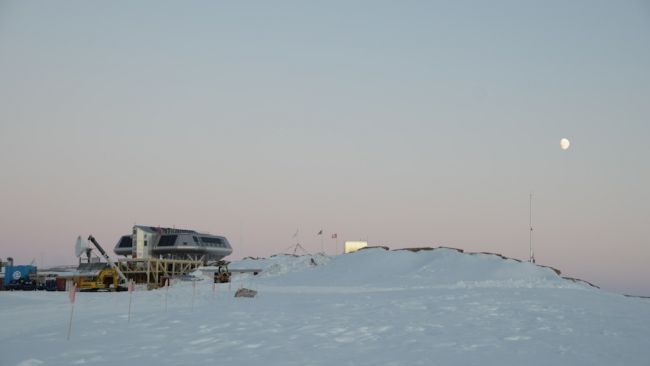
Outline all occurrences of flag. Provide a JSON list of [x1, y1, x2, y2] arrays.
[[68, 283, 77, 303], [67, 283, 77, 340], [331, 233, 337, 239], [317, 230, 323, 235]]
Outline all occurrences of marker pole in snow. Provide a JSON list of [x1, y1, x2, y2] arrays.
[[191, 280, 196, 311], [164, 279, 169, 313], [127, 279, 134, 323], [212, 282, 216, 298], [66, 283, 77, 341]]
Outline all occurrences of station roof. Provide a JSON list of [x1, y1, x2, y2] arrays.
[[134, 225, 198, 235]]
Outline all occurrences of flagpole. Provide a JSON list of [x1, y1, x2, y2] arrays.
[[67, 303, 75, 340], [128, 293, 132, 323], [529, 192, 535, 263]]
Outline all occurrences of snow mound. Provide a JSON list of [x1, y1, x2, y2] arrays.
[[239, 248, 589, 290]]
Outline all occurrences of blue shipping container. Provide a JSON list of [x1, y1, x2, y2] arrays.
[[3, 265, 37, 286]]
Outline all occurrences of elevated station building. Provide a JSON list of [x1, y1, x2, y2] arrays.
[[111, 225, 233, 288], [114, 225, 232, 262]]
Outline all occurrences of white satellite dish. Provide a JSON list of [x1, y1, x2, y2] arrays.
[[74, 236, 88, 257]]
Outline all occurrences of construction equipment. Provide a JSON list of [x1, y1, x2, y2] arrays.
[[87, 235, 128, 285], [76, 263, 120, 291], [214, 261, 231, 283]]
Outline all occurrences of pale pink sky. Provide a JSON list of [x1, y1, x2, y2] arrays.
[[1, 1, 649, 295]]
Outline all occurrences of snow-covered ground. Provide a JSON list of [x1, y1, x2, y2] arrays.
[[1, 248, 649, 366]]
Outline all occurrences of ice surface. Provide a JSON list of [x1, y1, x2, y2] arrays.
[[1, 248, 649, 365]]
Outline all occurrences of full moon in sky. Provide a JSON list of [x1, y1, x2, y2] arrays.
[[560, 138, 571, 150]]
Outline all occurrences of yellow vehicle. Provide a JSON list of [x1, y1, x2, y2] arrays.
[[214, 261, 231, 283], [75, 263, 121, 291]]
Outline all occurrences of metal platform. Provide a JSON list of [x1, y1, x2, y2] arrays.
[[117, 257, 203, 289]]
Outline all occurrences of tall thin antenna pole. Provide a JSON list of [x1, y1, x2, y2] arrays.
[[239, 223, 243, 257], [529, 192, 535, 263]]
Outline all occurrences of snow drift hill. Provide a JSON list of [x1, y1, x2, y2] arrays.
[[1, 248, 649, 366], [234, 248, 579, 289]]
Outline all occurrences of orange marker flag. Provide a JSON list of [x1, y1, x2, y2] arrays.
[[66, 283, 77, 340], [68, 283, 77, 303]]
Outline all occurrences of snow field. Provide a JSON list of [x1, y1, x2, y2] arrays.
[[1, 248, 649, 366]]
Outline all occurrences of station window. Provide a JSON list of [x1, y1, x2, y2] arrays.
[[118, 236, 133, 248], [157, 235, 178, 247], [200, 237, 223, 245]]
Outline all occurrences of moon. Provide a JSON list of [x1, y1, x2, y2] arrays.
[[560, 138, 571, 150]]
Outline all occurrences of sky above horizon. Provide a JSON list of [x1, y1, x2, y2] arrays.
[[1, 1, 649, 295]]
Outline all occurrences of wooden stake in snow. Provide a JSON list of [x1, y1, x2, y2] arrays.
[[127, 279, 134, 323], [66, 283, 77, 340]]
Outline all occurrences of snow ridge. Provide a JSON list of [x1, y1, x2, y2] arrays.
[[235, 248, 589, 291]]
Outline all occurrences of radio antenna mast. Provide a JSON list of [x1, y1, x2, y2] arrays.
[[529, 192, 535, 263]]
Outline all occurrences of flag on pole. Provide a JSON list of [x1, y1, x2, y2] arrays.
[[331, 233, 337, 239], [317, 230, 323, 235], [68, 283, 77, 303], [67, 283, 77, 340]]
